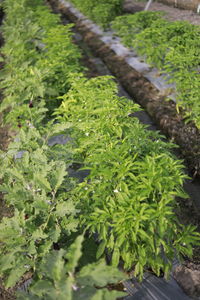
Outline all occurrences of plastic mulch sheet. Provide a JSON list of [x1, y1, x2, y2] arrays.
[[124, 272, 191, 300]]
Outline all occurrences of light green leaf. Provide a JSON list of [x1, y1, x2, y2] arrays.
[[96, 240, 106, 259], [91, 289, 126, 300], [56, 200, 76, 217], [112, 247, 120, 267], [34, 174, 51, 191], [5, 264, 26, 288], [77, 259, 126, 287], [42, 249, 65, 282], [54, 162, 67, 191], [32, 228, 48, 240], [30, 280, 54, 297], [65, 235, 84, 273]]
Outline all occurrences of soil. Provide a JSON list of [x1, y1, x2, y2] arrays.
[[124, 0, 200, 25], [173, 264, 200, 299]]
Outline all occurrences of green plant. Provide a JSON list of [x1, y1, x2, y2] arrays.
[[17, 236, 127, 300], [0, 124, 80, 288], [0, 2, 127, 296], [56, 74, 200, 279], [0, 0, 82, 127], [112, 12, 200, 127], [1, 0, 200, 296], [70, 0, 123, 27]]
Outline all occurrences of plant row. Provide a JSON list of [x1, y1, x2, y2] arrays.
[[0, 1, 126, 299], [111, 12, 200, 127], [0, 0, 199, 299], [68, 1, 200, 129], [70, 0, 123, 28]]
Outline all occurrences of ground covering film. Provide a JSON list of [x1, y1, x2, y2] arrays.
[[0, 0, 200, 299]]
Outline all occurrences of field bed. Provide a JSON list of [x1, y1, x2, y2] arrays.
[[48, 0, 200, 178]]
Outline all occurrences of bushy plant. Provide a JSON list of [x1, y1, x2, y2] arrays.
[[0, 1, 127, 296], [56, 74, 200, 279], [112, 12, 200, 127], [0, 124, 79, 288], [70, 0, 123, 27], [0, 0, 82, 127], [17, 236, 126, 300]]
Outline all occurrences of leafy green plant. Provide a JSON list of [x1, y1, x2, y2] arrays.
[[1, 0, 200, 296], [112, 12, 200, 127], [0, 2, 127, 296], [70, 0, 123, 27], [0, 0, 82, 127], [0, 124, 80, 288], [17, 235, 126, 300], [56, 74, 200, 279]]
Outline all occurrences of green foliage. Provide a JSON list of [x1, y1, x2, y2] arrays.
[[1, 0, 200, 297], [0, 125, 79, 288], [0, 1, 127, 297], [0, 0, 82, 127], [112, 11, 165, 47], [70, 0, 123, 27], [17, 236, 126, 300], [56, 74, 200, 279], [112, 12, 200, 127]]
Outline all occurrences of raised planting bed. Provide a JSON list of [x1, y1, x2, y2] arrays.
[[0, 0, 200, 299], [49, 0, 200, 178]]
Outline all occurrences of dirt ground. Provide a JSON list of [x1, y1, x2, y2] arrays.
[[124, 0, 200, 25]]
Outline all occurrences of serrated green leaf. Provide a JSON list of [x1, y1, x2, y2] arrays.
[[42, 249, 66, 282], [32, 228, 48, 240], [34, 174, 51, 191], [30, 280, 55, 297], [65, 235, 84, 273], [96, 240, 106, 259], [7, 168, 24, 181], [5, 264, 26, 288], [77, 259, 126, 287], [112, 247, 120, 267], [54, 162, 67, 191], [56, 200, 76, 217]]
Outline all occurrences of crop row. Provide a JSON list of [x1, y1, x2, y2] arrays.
[[0, 1, 126, 299], [70, 0, 123, 28], [0, 0, 199, 299], [112, 11, 200, 128], [67, 1, 200, 129]]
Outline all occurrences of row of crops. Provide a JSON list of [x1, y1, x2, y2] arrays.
[[0, 0, 199, 299], [70, 0, 200, 129]]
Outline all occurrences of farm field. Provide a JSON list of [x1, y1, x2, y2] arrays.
[[0, 0, 200, 299]]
